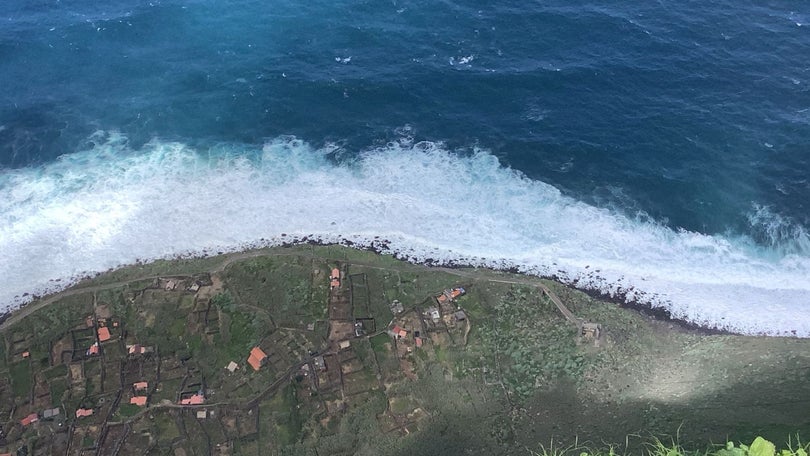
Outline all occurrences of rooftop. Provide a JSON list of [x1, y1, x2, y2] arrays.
[[98, 326, 111, 342], [180, 394, 205, 405], [247, 346, 268, 371]]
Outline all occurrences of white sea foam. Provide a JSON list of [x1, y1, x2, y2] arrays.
[[1, 133, 809, 335]]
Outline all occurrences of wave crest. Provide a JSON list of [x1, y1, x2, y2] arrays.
[[1, 133, 809, 335]]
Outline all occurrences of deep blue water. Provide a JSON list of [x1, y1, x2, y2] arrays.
[[1, 0, 809, 333]]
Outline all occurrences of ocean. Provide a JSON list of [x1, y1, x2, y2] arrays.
[[1, 0, 808, 335]]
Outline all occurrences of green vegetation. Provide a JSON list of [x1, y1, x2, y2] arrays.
[[9, 361, 31, 398], [2, 246, 810, 456], [531, 436, 810, 456]]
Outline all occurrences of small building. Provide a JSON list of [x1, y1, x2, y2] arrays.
[[20, 413, 38, 426], [130, 396, 147, 407], [86, 342, 100, 356], [75, 409, 94, 418], [338, 340, 351, 350], [581, 322, 601, 340], [21, 351, 30, 359], [188, 282, 200, 292], [165, 279, 176, 291], [196, 410, 207, 419], [330, 268, 341, 289], [391, 325, 408, 339], [133, 382, 148, 391], [247, 347, 268, 371], [390, 300, 404, 314], [97, 326, 111, 342], [354, 320, 366, 337], [453, 310, 467, 322], [42, 408, 60, 419], [313, 355, 326, 371], [179, 394, 205, 405], [415, 337, 423, 348], [425, 307, 440, 323], [225, 361, 239, 373]]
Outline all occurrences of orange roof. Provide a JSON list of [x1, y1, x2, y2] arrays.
[[130, 396, 147, 406], [331, 268, 339, 278], [415, 337, 423, 347], [20, 413, 38, 426], [398, 329, 407, 338], [75, 409, 94, 418], [437, 294, 448, 303], [97, 326, 111, 342], [247, 347, 267, 371], [133, 382, 148, 391], [330, 278, 340, 288], [180, 394, 205, 405], [87, 343, 100, 355]]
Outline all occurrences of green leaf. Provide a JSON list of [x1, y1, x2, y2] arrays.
[[749, 437, 776, 456], [796, 449, 808, 456]]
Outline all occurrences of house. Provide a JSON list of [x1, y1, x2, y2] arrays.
[[75, 409, 94, 418], [20, 413, 38, 426], [247, 347, 268, 371], [454, 310, 467, 322], [225, 361, 239, 373], [86, 342, 100, 356], [425, 307, 440, 323], [97, 326, 111, 342], [330, 268, 340, 289], [180, 394, 205, 405], [398, 328, 408, 338], [450, 287, 466, 299], [130, 396, 147, 407], [196, 410, 207, 419], [338, 340, 351, 350], [389, 300, 404, 314], [188, 282, 200, 292], [21, 351, 30, 359], [415, 337, 423, 348], [42, 408, 60, 419], [133, 382, 148, 391], [313, 355, 326, 371]]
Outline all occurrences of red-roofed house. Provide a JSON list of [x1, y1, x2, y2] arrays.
[[330, 268, 340, 289], [391, 325, 402, 335], [97, 326, 111, 342], [20, 413, 38, 426], [75, 408, 94, 418], [247, 346, 268, 371], [415, 337, 423, 347], [130, 396, 147, 407], [133, 381, 148, 391], [398, 329, 408, 338], [180, 394, 205, 405], [21, 351, 30, 359], [86, 342, 100, 356]]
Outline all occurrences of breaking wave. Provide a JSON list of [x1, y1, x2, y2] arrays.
[[1, 132, 809, 335]]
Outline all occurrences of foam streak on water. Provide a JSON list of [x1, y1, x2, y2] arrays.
[[1, 133, 809, 335]]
